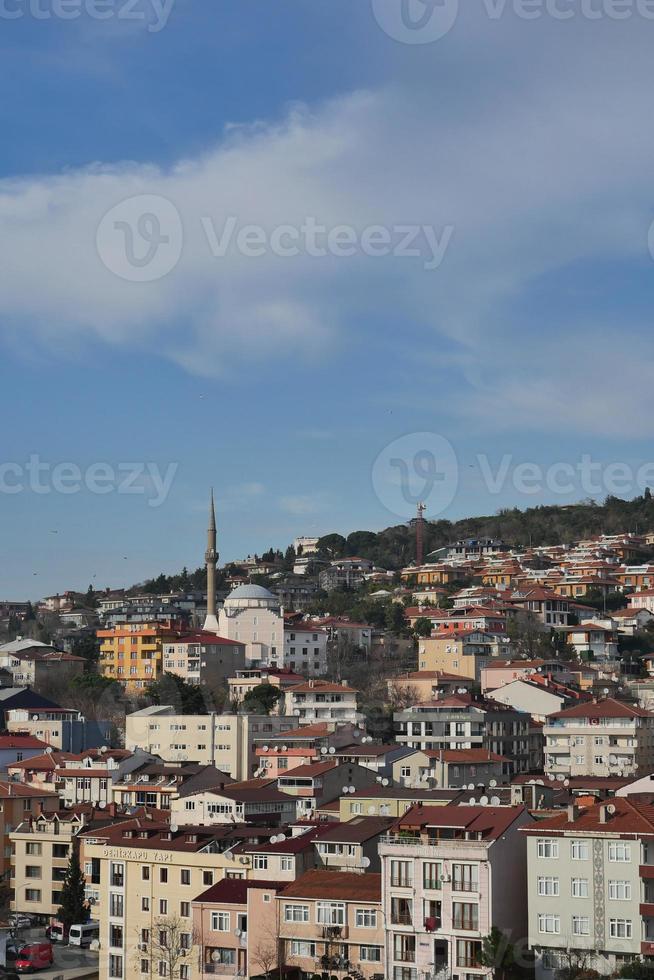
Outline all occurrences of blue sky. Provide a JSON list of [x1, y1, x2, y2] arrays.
[[2, 0, 654, 597]]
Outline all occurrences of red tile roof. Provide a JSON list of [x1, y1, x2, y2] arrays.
[[523, 797, 654, 836], [193, 878, 285, 906], [0, 735, 51, 749], [279, 869, 381, 902], [550, 697, 651, 720], [396, 804, 527, 839]]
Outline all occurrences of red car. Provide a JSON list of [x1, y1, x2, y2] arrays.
[[14, 943, 53, 973]]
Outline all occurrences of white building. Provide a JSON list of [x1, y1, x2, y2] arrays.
[[283, 623, 328, 676], [283, 679, 364, 726], [217, 585, 284, 668]]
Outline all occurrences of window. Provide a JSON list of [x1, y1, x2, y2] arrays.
[[360, 946, 382, 962], [394, 934, 416, 963], [609, 842, 631, 862], [25, 888, 41, 902], [456, 940, 482, 969], [290, 941, 316, 957], [180, 869, 191, 886], [211, 912, 230, 932], [537, 877, 559, 897], [609, 918, 632, 939], [160, 868, 168, 883], [284, 904, 309, 923], [391, 860, 413, 887], [400, 767, 411, 778], [453, 864, 479, 892], [141, 897, 150, 912], [572, 916, 590, 936], [571, 878, 589, 898], [203, 871, 213, 887], [180, 902, 190, 918], [317, 902, 346, 926], [453, 902, 479, 931], [159, 899, 168, 915], [280, 856, 293, 872], [25, 865, 41, 879], [538, 914, 560, 934], [355, 909, 377, 928], [537, 840, 559, 859], [423, 862, 442, 890], [110, 893, 124, 917], [571, 840, 589, 860], [542, 950, 563, 972], [109, 954, 123, 978], [26, 842, 42, 856], [142, 867, 150, 881], [609, 880, 631, 901], [253, 855, 268, 870]]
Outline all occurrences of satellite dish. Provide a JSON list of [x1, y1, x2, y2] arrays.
[[270, 835, 279, 844], [603, 688, 609, 695], [282, 746, 288, 752], [328, 747, 336, 755], [467, 783, 475, 791], [607, 803, 616, 814], [31, 715, 39, 722], [262, 745, 269, 752], [469, 797, 476, 805], [480, 795, 489, 806], [342, 786, 350, 795], [45, 747, 53, 755], [349, 786, 356, 794], [99, 801, 107, 809], [278, 834, 286, 841], [382, 778, 389, 787], [361, 857, 371, 868], [100, 746, 108, 754], [170, 823, 179, 832], [489, 779, 497, 788], [352, 729, 361, 738], [320, 747, 328, 755], [490, 796, 501, 806]]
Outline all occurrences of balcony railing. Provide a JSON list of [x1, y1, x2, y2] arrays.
[[202, 966, 237, 976]]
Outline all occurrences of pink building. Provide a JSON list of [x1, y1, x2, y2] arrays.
[[379, 804, 532, 980]]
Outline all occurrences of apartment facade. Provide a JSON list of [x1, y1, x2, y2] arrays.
[[524, 798, 654, 979], [125, 706, 297, 780], [278, 869, 385, 979], [417, 631, 512, 681], [283, 679, 364, 725], [543, 698, 654, 778], [98, 623, 179, 690], [379, 804, 532, 980]]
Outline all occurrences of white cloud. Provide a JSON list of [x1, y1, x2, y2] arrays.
[[2, 16, 654, 434]]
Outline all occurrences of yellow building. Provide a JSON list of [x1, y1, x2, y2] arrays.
[[98, 624, 179, 691], [417, 630, 511, 681]]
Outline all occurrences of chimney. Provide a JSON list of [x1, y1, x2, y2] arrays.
[[599, 803, 614, 824], [567, 804, 579, 822]]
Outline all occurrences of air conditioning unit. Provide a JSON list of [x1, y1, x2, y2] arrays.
[[139, 943, 148, 952], [440, 874, 451, 882]]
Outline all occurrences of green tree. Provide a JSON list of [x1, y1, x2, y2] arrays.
[[57, 845, 87, 931], [385, 603, 407, 635], [413, 617, 433, 638], [71, 632, 100, 665], [145, 673, 206, 713], [478, 927, 515, 980], [242, 683, 281, 715]]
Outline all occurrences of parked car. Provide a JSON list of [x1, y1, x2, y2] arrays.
[[68, 922, 99, 947], [6, 917, 31, 931], [45, 922, 67, 943], [14, 942, 53, 973]]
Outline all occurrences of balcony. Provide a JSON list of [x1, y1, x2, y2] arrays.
[[391, 914, 413, 926], [642, 904, 654, 917], [640, 866, 654, 879], [202, 966, 237, 977], [322, 925, 348, 939], [643, 943, 654, 956]]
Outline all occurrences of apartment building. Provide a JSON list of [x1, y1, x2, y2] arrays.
[[394, 695, 536, 774], [284, 679, 364, 725], [192, 878, 286, 979], [312, 816, 394, 874], [125, 706, 297, 780], [278, 869, 385, 979], [275, 760, 378, 818], [169, 778, 297, 826], [339, 787, 459, 822], [111, 761, 233, 811], [391, 748, 508, 789], [11, 804, 110, 921], [388, 671, 475, 704], [283, 623, 328, 676], [98, 623, 179, 690], [253, 722, 363, 778], [79, 814, 263, 980], [524, 797, 654, 978], [6, 705, 112, 753], [509, 588, 574, 626], [417, 631, 512, 681], [379, 804, 532, 980], [543, 698, 654, 778], [232, 825, 332, 882], [227, 667, 304, 709], [161, 631, 246, 687], [0, 783, 59, 887]]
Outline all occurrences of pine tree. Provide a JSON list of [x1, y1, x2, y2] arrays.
[[57, 845, 87, 931]]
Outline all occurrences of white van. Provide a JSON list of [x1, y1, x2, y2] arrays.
[[68, 922, 99, 947]]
